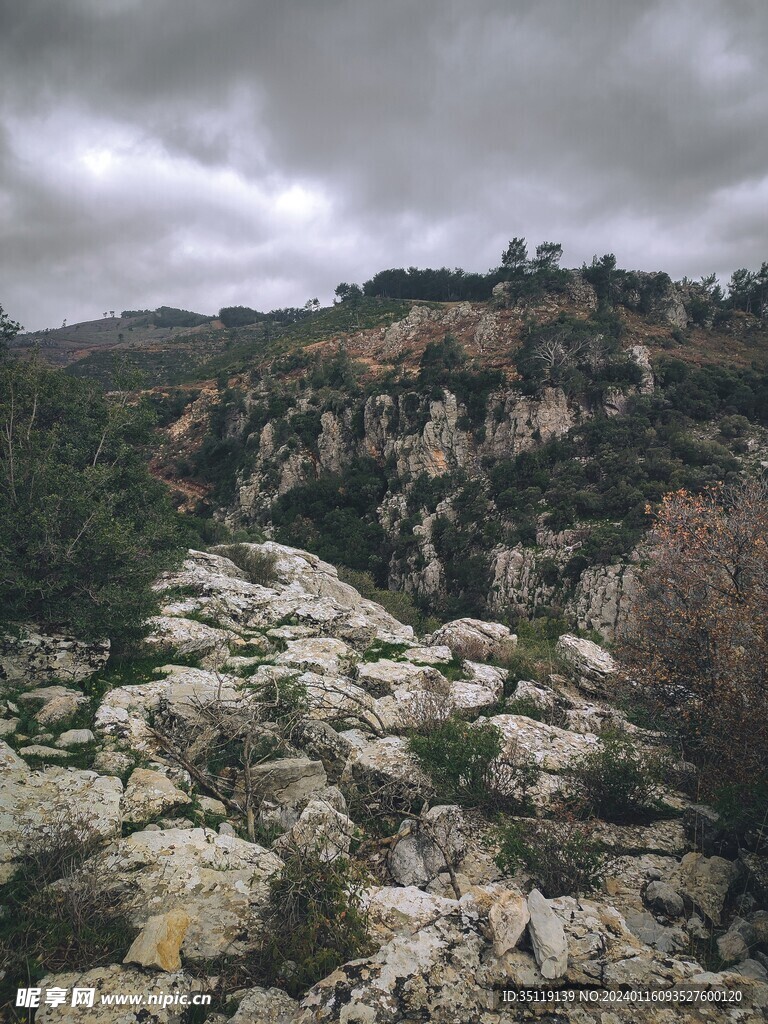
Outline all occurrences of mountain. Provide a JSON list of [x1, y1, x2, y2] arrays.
[[134, 267, 768, 639], [13, 264, 768, 637]]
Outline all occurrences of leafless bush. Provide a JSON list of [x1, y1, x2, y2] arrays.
[[2, 813, 133, 979], [9, 809, 103, 887], [396, 677, 455, 735], [215, 543, 279, 586]]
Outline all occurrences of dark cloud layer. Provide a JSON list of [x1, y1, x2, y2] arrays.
[[1, 0, 767, 330]]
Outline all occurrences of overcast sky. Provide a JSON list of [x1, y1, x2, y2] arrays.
[[1, 0, 767, 331]]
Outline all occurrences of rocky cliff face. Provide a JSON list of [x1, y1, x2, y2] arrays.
[[221, 316, 646, 637], [153, 270, 765, 640]]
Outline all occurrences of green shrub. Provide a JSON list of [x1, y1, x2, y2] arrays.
[[565, 732, 667, 823], [0, 359, 182, 646], [712, 778, 768, 853], [504, 696, 547, 722], [495, 817, 606, 897], [259, 848, 370, 996], [408, 718, 539, 813]]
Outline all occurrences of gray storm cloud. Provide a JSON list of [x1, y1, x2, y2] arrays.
[[1, 0, 767, 330]]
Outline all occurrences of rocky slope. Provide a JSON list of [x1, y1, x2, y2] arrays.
[[152, 273, 768, 640], [1, 544, 766, 1022]]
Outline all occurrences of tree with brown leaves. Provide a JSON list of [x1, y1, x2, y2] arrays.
[[619, 478, 768, 804]]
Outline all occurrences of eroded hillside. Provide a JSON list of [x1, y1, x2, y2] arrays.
[[145, 271, 768, 637]]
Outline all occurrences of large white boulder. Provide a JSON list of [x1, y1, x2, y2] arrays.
[[427, 618, 515, 662], [99, 827, 283, 959], [556, 634, 617, 686]]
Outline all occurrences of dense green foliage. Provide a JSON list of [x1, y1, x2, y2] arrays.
[[360, 239, 569, 303], [0, 303, 22, 356], [152, 305, 212, 328], [409, 718, 539, 812], [0, 359, 182, 644], [514, 312, 643, 401], [565, 733, 668, 823], [488, 391, 742, 543], [271, 458, 389, 582]]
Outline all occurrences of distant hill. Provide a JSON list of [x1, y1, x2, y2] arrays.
[[9, 307, 219, 381]]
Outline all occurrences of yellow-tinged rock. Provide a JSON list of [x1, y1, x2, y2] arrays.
[[124, 909, 191, 972]]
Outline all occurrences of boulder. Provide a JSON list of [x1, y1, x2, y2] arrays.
[[56, 728, 96, 747], [274, 799, 357, 861], [19, 743, 74, 759], [144, 614, 234, 663], [340, 730, 432, 809], [364, 885, 459, 944], [527, 888, 568, 980], [99, 827, 283, 959], [644, 880, 685, 918], [124, 909, 191, 971], [488, 889, 530, 956], [403, 645, 453, 664], [298, 912, 488, 1023], [356, 658, 440, 696], [389, 805, 465, 888], [555, 634, 616, 687], [487, 713, 598, 771], [670, 851, 739, 925], [18, 685, 89, 726], [274, 636, 358, 676], [227, 987, 300, 1024], [448, 678, 501, 713], [122, 768, 192, 824], [294, 720, 352, 783], [249, 756, 327, 806], [0, 744, 122, 882], [427, 618, 515, 662], [717, 918, 754, 964], [509, 679, 556, 711], [92, 749, 135, 776], [624, 908, 688, 953]]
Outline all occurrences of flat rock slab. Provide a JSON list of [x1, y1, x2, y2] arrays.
[[486, 713, 599, 771], [527, 888, 568, 980], [249, 756, 327, 806], [275, 637, 358, 675]]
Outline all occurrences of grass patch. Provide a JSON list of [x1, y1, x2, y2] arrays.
[[361, 640, 411, 663]]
